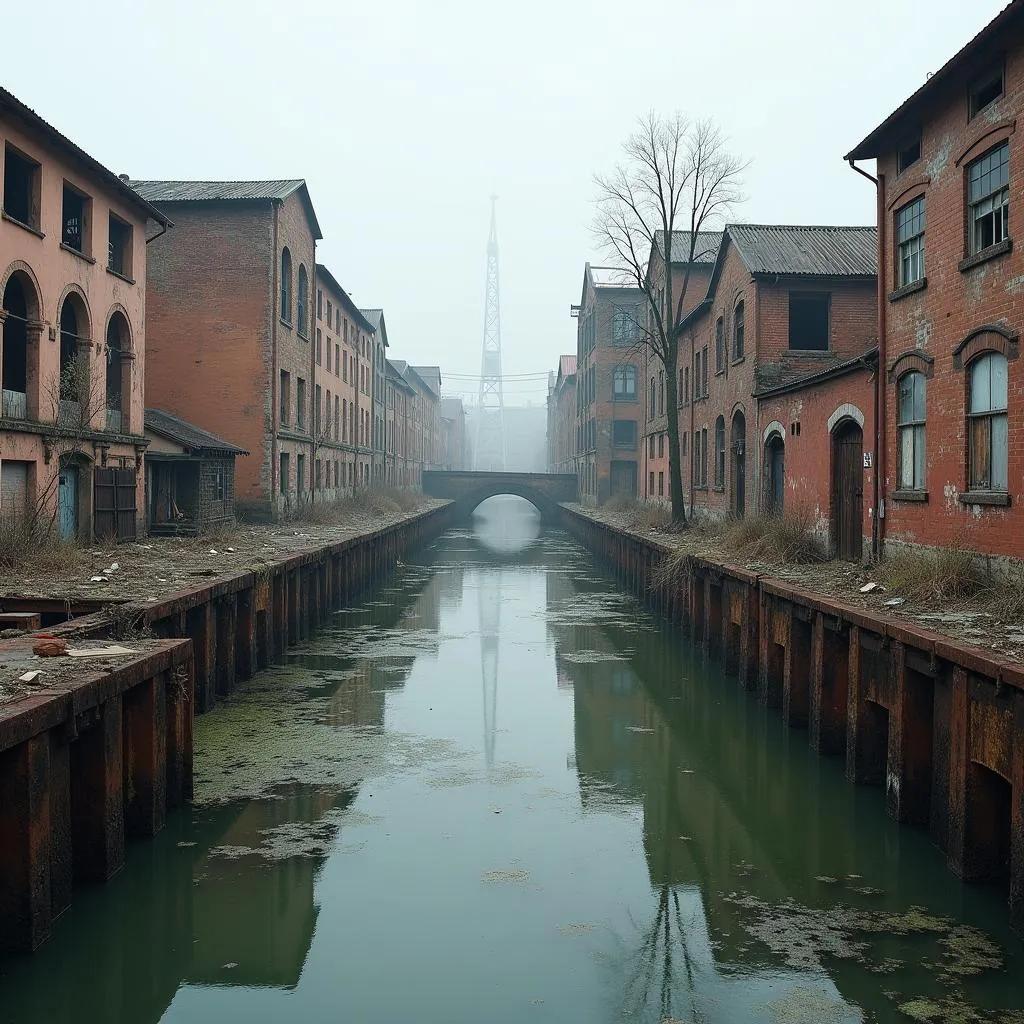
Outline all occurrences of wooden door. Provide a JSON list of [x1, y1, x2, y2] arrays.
[[832, 422, 863, 560], [94, 467, 137, 542]]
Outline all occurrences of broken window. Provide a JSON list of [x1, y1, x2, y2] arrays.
[[896, 196, 926, 286], [788, 293, 830, 350], [3, 145, 40, 229], [612, 364, 636, 400], [733, 301, 745, 360], [968, 143, 1009, 254], [280, 370, 290, 424], [62, 183, 89, 254], [611, 419, 636, 448], [897, 371, 926, 491], [969, 68, 1003, 119], [107, 214, 132, 277], [968, 352, 1008, 491], [897, 138, 921, 174]]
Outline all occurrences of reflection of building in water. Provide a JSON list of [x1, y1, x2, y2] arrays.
[[477, 567, 502, 770], [438, 564, 465, 612]]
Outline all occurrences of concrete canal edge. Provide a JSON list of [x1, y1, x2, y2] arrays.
[[557, 504, 1024, 932], [0, 502, 457, 954]]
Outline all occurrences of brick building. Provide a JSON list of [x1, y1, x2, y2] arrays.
[[546, 354, 576, 475], [386, 358, 413, 486], [133, 179, 322, 518], [677, 224, 877, 556], [574, 265, 645, 503], [360, 308, 388, 485], [314, 266, 375, 495], [1, 87, 171, 541], [411, 365, 442, 470], [389, 361, 437, 488], [641, 231, 720, 503], [847, 0, 1024, 562], [440, 397, 467, 471]]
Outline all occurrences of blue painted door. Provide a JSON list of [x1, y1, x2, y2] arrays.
[[58, 466, 78, 540]]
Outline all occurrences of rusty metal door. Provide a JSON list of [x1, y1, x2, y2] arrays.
[[832, 422, 863, 560], [94, 467, 137, 542]]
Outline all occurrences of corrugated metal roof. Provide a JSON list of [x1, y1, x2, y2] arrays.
[[655, 230, 722, 265], [145, 409, 248, 455], [411, 366, 441, 396], [846, 1, 1022, 160], [728, 224, 877, 277], [131, 179, 306, 203], [0, 88, 171, 226], [315, 265, 374, 332], [589, 266, 637, 288]]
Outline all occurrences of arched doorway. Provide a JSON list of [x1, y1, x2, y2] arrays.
[[2, 271, 38, 419], [730, 411, 746, 517], [765, 434, 785, 515], [832, 419, 864, 560], [58, 293, 89, 421]]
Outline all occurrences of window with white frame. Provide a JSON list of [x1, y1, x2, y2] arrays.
[[968, 352, 1008, 491], [896, 197, 925, 287], [612, 364, 636, 400], [968, 143, 1009, 255], [896, 371, 926, 490]]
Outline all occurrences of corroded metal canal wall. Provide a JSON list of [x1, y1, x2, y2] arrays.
[[0, 503, 456, 954], [559, 505, 1024, 930]]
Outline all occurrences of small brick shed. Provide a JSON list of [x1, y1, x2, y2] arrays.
[[144, 409, 248, 535]]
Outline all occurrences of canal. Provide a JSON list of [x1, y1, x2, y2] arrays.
[[1, 498, 1022, 1023]]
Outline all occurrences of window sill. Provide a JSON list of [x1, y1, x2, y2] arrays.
[[959, 490, 1010, 507], [713, 484, 725, 493], [731, 355, 745, 366], [892, 489, 928, 503], [105, 266, 135, 285], [715, 368, 725, 377], [889, 278, 927, 302], [280, 318, 293, 330], [298, 332, 309, 342], [60, 242, 95, 264], [958, 238, 1012, 273], [785, 348, 833, 357], [1, 210, 44, 239], [694, 485, 708, 492]]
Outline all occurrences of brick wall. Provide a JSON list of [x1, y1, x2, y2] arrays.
[[198, 456, 236, 524], [873, 36, 1024, 558]]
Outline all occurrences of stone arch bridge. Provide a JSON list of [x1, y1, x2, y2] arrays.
[[421, 471, 577, 523]]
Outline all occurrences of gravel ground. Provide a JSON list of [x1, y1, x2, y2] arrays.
[[567, 503, 1024, 662]]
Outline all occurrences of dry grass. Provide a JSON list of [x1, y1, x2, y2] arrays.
[[720, 510, 828, 565], [878, 544, 988, 605], [0, 518, 88, 575], [602, 496, 673, 532], [287, 487, 428, 526]]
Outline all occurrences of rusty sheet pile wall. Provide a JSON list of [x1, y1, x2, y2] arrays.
[[559, 506, 1024, 930]]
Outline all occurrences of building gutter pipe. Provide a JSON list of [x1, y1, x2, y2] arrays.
[[848, 158, 886, 561]]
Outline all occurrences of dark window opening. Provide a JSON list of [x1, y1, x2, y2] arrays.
[[788, 292, 830, 350], [3, 145, 40, 229], [297, 454, 306, 493], [105, 315, 126, 417], [734, 301, 745, 360], [62, 183, 87, 253], [1, 275, 30, 399], [59, 299, 82, 402], [280, 453, 289, 494], [280, 370, 290, 424], [897, 138, 921, 174], [108, 214, 132, 277], [280, 248, 292, 322], [970, 68, 1004, 119], [715, 317, 724, 372], [658, 471, 664, 496], [612, 419, 637, 448]]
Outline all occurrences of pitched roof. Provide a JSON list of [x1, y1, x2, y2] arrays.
[[359, 308, 388, 348], [846, 1, 1023, 160], [315, 265, 375, 333], [411, 366, 442, 396], [0, 88, 171, 227], [386, 359, 415, 393], [145, 409, 248, 456], [654, 230, 722, 265], [728, 224, 877, 277], [132, 179, 322, 239], [754, 348, 880, 399], [440, 398, 465, 420]]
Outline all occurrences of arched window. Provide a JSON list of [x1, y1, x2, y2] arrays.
[[649, 377, 656, 416], [58, 295, 88, 404], [658, 370, 664, 415], [106, 312, 130, 428], [2, 271, 37, 413], [968, 352, 1008, 491], [714, 415, 726, 487], [896, 371, 926, 491], [280, 248, 292, 322], [733, 301, 745, 360], [297, 265, 308, 337]]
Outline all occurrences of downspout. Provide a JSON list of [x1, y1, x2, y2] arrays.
[[271, 204, 280, 513], [848, 159, 885, 560]]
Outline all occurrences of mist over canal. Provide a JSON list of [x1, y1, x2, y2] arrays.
[[2, 497, 1021, 1023]]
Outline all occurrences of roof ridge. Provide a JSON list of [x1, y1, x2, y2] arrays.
[[730, 223, 876, 231]]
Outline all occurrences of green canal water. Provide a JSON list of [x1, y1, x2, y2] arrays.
[[2, 498, 1023, 1023]]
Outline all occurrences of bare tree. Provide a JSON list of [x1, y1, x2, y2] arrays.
[[594, 113, 744, 523]]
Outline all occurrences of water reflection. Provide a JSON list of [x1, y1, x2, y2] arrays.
[[470, 494, 540, 556], [1, 529, 1020, 1024]]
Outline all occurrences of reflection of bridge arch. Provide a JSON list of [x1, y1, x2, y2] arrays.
[[422, 471, 577, 524]]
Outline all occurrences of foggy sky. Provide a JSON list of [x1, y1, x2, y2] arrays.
[[4, 1, 1002, 405]]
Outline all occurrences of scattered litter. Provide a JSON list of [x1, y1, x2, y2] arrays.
[[66, 644, 137, 659], [33, 638, 68, 657], [859, 582, 882, 593], [209, 549, 219, 555], [626, 726, 654, 733], [883, 598, 905, 607], [226, 546, 236, 552], [18, 670, 41, 683], [90, 576, 106, 583], [222, 962, 238, 970]]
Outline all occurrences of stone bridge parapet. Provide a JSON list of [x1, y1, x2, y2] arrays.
[[421, 471, 577, 521]]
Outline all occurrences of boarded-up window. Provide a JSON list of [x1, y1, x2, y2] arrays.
[[94, 467, 137, 541], [968, 353, 1008, 491], [1, 460, 31, 518]]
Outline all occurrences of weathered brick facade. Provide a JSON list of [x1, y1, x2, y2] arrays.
[[847, 0, 1024, 561]]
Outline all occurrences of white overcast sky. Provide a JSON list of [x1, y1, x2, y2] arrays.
[[3, 0, 1003, 405]]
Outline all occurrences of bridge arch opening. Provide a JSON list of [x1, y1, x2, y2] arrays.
[[470, 494, 542, 556]]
